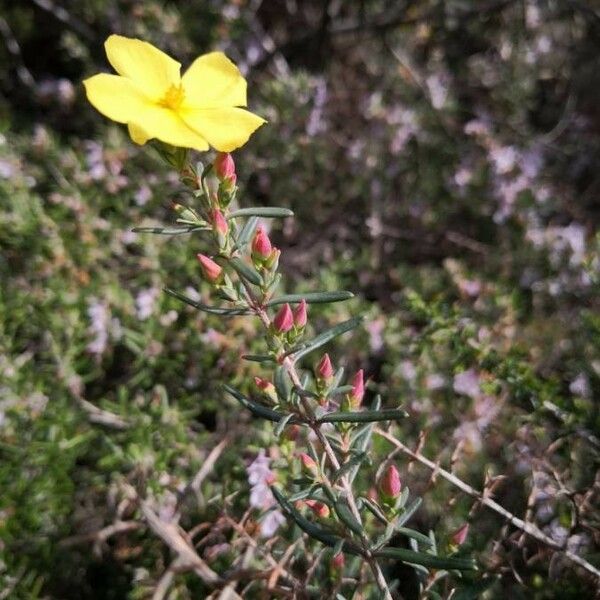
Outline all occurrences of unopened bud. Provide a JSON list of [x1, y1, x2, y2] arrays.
[[299, 453, 318, 476], [254, 377, 275, 394], [197, 253, 222, 283], [273, 303, 294, 333], [252, 227, 272, 260], [304, 499, 330, 519], [214, 152, 236, 182], [451, 523, 469, 546], [211, 208, 228, 235], [380, 464, 402, 499], [282, 424, 300, 441], [350, 369, 365, 407], [331, 552, 345, 572], [316, 354, 334, 380], [264, 247, 281, 271], [293, 299, 308, 328]]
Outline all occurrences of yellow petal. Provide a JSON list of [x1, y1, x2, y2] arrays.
[[128, 106, 209, 151], [105, 34, 180, 100], [83, 73, 151, 123], [181, 52, 246, 109], [180, 107, 265, 151]]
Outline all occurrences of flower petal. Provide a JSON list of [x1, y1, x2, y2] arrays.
[[179, 108, 266, 152], [84, 73, 151, 123], [104, 34, 180, 100], [128, 107, 209, 151], [181, 52, 247, 109], [180, 107, 265, 152]]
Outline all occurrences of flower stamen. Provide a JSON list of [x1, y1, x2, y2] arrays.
[[159, 84, 185, 110]]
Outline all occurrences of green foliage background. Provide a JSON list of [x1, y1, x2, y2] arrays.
[[0, 1, 599, 598]]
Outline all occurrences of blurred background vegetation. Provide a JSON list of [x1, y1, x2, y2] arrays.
[[1, 1, 599, 598]]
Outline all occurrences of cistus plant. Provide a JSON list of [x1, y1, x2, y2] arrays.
[[85, 35, 476, 598]]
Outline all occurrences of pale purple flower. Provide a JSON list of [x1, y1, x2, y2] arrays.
[[366, 318, 385, 352], [400, 360, 417, 383], [453, 369, 481, 399], [570, 373, 590, 398], [425, 373, 446, 391], [426, 73, 449, 110], [246, 450, 285, 538], [136, 287, 159, 320], [260, 510, 287, 538], [306, 78, 328, 136], [87, 300, 110, 354], [134, 185, 152, 205]]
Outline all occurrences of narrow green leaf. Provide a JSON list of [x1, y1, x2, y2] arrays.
[[271, 487, 362, 554], [132, 225, 208, 235], [230, 257, 262, 286], [328, 385, 353, 396], [317, 408, 408, 424], [333, 500, 364, 538], [292, 316, 364, 361], [164, 288, 250, 315], [396, 498, 422, 527], [329, 367, 345, 392], [241, 354, 275, 363], [360, 496, 388, 524], [237, 216, 259, 247], [375, 546, 476, 571], [266, 291, 354, 307], [332, 452, 368, 483], [274, 366, 290, 402], [223, 385, 300, 424], [394, 526, 434, 548], [274, 413, 295, 438], [228, 207, 294, 219]]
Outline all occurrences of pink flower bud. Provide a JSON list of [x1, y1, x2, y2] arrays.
[[350, 369, 365, 407], [316, 354, 334, 380], [304, 499, 330, 519], [380, 464, 402, 499], [273, 303, 294, 333], [299, 453, 318, 476], [451, 523, 469, 546], [214, 152, 236, 182], [331, 552, 345, 572], [254, 377, 275, 393], [282, 424, 300, 441], [197, 253, 222, 283], [252, 226, 272, 260], [211, 208, 228, 235], [264, 247, 281, 271], [293, 299, 308, 328]]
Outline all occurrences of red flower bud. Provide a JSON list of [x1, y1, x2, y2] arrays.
[[316, 354, 334, 380], [282, 424, 300, 441], [211, 208, 228, 235], [254, 377, 274, 392], [304, 499, 330, 519], [273, 303, 294, 333], [331, 552, 345, 572], [380, 464, 402, 499], [451, 523, 469, 546], [350, 369, 365, 407], [197, 253, 222, 283], [299, 453, 318, 476], [252, 226, 272, 260], [293, 299, 308, 328], [214, 152, 236, 181]]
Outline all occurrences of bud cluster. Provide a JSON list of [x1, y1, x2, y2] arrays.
[[151, 147, 474, 596]]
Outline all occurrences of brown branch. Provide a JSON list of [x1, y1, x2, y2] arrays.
[[374, 428, 600, 581]]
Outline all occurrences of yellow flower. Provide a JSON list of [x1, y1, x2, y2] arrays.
[[83, 35, 265, 152]]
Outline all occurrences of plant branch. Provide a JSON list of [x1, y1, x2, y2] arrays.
[[374, 428, 600, 581]]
